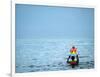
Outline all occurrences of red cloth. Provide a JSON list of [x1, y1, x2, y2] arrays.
[[70, 61, 77, 64], [70, 48, 77, 53]]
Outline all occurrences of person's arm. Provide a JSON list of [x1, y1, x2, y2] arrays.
[[76, 48, 77, 54], [70, 49, 72, 53]]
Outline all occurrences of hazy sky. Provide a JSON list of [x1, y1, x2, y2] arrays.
[[16, 4, 94, 39]]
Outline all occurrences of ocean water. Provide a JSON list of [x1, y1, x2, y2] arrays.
[[15, 39, 94, 73]]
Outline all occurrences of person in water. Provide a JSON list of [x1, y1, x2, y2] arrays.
[[67, 46, 79, 65], [70, 46, 77, 55]]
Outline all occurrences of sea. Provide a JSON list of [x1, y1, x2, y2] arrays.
[[15, 38, 94, 73]]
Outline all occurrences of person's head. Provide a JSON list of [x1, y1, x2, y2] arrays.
[[72, 46, 75, 49], [71, 56, 75, 60]]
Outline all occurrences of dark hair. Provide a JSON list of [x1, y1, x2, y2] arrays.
[[71, 56, 75, 61], [72, 46, 75, 49]]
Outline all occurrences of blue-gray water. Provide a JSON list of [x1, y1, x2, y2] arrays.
[[15, 39, 94, 73]]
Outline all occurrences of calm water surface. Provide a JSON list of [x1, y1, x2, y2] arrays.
[[16, 39, 94, 73]]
